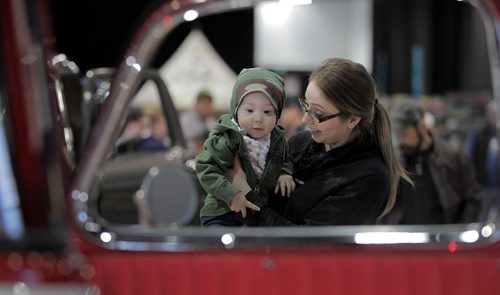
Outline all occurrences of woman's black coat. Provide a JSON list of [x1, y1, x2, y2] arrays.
[[246, 130, 390, 226]]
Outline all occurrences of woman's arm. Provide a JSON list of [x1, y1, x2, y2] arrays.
[[229, 156, 298, 226], [287, 164, 390, 225], [206, 151, 260, 217]]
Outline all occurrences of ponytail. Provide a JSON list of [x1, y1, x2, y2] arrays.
[[372, 102, 413, 218]]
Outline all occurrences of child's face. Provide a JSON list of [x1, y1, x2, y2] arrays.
[[236, 92, 277, 139]]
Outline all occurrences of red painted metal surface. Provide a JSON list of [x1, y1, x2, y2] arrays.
[[1, 0, 500, 294], [87, 249, 500, 295]]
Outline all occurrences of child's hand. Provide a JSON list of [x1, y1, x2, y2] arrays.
[[274, 174, 296, 197], [230, 192, 260, 218]]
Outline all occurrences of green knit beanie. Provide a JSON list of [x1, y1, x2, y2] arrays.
[[230, 67, 285, 120]]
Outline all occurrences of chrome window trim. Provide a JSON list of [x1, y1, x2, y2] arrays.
[[69, 0, 500, 252]]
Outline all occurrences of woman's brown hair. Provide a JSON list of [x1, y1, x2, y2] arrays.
[[310, 58, 412, 217]]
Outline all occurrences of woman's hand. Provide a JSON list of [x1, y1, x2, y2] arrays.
[[227, 154, 259, 217], [227, 154, 252, 194], [275, 174, 296, 197], [230, 192, 260, 218]]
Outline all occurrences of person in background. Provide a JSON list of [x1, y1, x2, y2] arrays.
[[115, 107, 150, 154], [278, 97, 306, 139], [180, 89, 217, 154], [136, 112, 171, 152], [465, 99, 500, 190], [228, 58, 411, 226], [196, 68, 295, 227], [382, 99, 482, 224]]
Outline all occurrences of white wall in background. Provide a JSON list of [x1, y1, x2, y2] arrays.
[[254, 0, 373, 72]]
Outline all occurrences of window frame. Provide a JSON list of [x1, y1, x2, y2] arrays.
[[69, 0, 500, 252]]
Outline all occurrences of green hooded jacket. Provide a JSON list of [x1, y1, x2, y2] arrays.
[[196, 114, 292, 217]]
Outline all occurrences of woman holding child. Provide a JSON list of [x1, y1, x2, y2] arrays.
[[230, 58, 411, 226]]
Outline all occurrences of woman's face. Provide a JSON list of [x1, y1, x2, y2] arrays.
[[236, 92, 277, 139], [303, 80, 357, 149]]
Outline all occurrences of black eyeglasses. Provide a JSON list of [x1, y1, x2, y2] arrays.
[[298, 97, 345, 123]]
